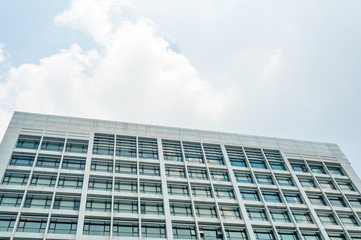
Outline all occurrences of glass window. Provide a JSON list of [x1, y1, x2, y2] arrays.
[[36, 155, 61, 168], [309, 195, 327, 206], [142, 224, 166, 238], [249, 160, 267, 169], [225, 228, 247, 240], [337, 181, 355, 191], [317, 213, 338, 225], [140, 182, 162, 194], [278, 231, 299, 240], [247, 208, 268, 221], [162, 140, 183, 162], [235, 173, 253, 183], [302, 232, 321, 240], [65, 139, 88, 153], [244, 148, 265, 161], [48, 218, 77, 234], [240, 190, 260, 201], [299, 178, 317, 188], [199, 227, 223, 240], [203, 144, 224, 166], [188, 169, 208, 180], [284, 193, 303, 204], [328, 196, 347, 207], [327, 166, 345, 176], [88, 178, 112, 191], [17, 217, 47, 233], [41, 137, 65, 151], [138, 137, 158, 159], [291, 163, 308, 173], [30, 174, 56, 187], [168, 184, 189, 196], [210, 171, 229, 182], [116, 135, 136, 158], [141, 201, 164, 215], [114, 199, 138, 214], [140, 165, 160, 176], [192, 186, 213, 198], [195, 205, 217, 218], [269, 209, 291, 222], [170, 203, 193, 217], [0, 215, 16, 232], [254, 229, 275, 240], [113, 222, 139, 237], [214, 188, 235, 199], [86, 198, 111, 212], [263, 149, 283, 161], [348, 198, 361, 208], [318, 180, 336, 190], [166, 167, 186, 178], [276, 176, 294, 186], [269, 161, 286, 171], [62, 157, 86, 170], [114, 180, 137, 193], [256, 175, 274, 185], [90, 160, 113, 172], [183, 142, 204, 164], [0, 192, 23, 207], [83, 220, 110, 236], [339, 215, 358, 226], [92, 133, 114, 156], [9, 154, 35, 167], [2, 171, 29, 185], [230, 158, 247, 167], [262, 191, 282, 203], [24, 194, 52, 209], [292, 211, 313, 224], [173, 225, 197, 239], [219, 206, 241, 219], [115, 162, 137, 174], [309, 165, 326, 174], [328, 233, 346, 240], [16, 135, 40, 150], [53, 196, 80, 210], [58, 175, 83, 189]]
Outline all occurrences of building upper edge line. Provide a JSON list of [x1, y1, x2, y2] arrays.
[[11, 111, 340, 150]]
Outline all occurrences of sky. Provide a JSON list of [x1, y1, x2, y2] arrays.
[[0, 0, 361, 176]]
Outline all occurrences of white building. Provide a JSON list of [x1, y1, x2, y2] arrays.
[[0, 111, 360, 240]]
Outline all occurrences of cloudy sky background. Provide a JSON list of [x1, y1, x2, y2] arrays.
[[0, 0, 361, 175]]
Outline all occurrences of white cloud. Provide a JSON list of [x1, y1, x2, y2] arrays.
[[0, 43, 5, 62], [55, 0, 136, 46], [0, 0, 235, 142]]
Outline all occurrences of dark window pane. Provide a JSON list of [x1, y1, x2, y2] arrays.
[[10, 154, 35, 167], [116, 135, 136, 157], [16, 135, 40, 150], [66, 139, 88, 153], [162, 140, 183, 161], [36, 155, 61, 169], [41, 137, 65, 151]]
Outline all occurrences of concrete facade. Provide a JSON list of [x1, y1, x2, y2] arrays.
[[0, 111, 360, 240]]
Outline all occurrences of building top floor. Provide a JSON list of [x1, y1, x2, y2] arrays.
[[1, 111, 348, 165]]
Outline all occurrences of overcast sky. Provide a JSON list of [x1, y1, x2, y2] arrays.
[[0, 0, 361, 176]]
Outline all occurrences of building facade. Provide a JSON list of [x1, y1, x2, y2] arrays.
[[0, 111, 361, 240]]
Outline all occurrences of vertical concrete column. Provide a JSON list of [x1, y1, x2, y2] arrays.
[[158, 138, 173, 240], [75, 132, 94, 239]]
